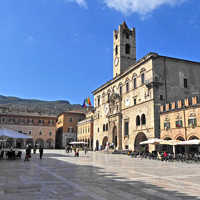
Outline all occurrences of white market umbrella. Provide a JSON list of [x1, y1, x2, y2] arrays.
[[140, 138, 164, 145], [177, 139, 200, 145]]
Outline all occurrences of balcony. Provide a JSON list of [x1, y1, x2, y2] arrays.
[[145, 78, 162, 89]]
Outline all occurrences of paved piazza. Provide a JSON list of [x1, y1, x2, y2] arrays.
[[0, 150, 200, 200]]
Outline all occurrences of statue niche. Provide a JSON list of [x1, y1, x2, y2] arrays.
[[108, 92, 121, 115]]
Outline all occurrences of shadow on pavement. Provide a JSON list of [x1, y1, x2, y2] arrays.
[[0, 152, 199, 200]]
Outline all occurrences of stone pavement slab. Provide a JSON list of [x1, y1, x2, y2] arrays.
[[0, 150, 200, 200]]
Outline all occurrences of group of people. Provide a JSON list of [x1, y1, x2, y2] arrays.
[[24, 144, 44, 161], [65, 145, 88, 157]]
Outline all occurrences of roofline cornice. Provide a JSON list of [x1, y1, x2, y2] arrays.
[[92, 52, 159, 95]]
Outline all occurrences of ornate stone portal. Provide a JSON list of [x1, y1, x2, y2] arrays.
[[107, 92, 122, 150]]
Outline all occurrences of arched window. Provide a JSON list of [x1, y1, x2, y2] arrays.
[[126, 81, 129, 93], [125, 44, 130, 54], [141, 114, 146, 125], [103, 124, 105, 132], [141, 73, 145, 84], [136, 115, 140, 126], [106, 123, 108, 131], [119, 83, 122, 96], [115, 45, 118, 55]]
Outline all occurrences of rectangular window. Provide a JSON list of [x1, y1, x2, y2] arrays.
[[188, 118, 197, 127], [134, 98, 136, 105], [97, 96, 100, 106], [175, 120, 183, 128], [125, 145, 129, 150], [69, 118, 73, 122], [160, 95, 163, 100], [133, 78, 137, 89], [124, 121, 129, 136], [184, 78, 188, 88]]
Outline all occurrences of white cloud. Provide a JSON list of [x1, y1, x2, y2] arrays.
[[65, 0, 87, 8], [104, 0, 186, 15]]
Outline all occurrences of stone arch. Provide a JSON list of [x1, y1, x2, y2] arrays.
[[102, 136, 108, 149], [176, 136, 185, 141], [188, 135, 199, 140], [46, 138, 54, 149], [132, 73, 137, 79], [134, 132, 147, 152], [96, 140, 99, 151], [35, 138, 44, 148], [164, 137, 172, 140]]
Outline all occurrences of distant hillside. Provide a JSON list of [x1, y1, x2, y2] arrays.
[[0, 95, 85, 115]]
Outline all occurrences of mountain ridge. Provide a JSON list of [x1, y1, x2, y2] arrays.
[[0, 95, 84, 115]]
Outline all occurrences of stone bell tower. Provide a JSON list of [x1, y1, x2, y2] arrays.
[[113, 21, 136, 78]]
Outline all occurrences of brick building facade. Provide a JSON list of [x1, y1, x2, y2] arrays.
[[55, 111, 85, 148], [0, 111, 56, 148]]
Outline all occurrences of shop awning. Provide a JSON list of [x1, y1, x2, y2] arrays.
[[0, 129, 32, 139]]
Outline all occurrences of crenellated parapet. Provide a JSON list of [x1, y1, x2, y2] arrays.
[[160, 96, 199, 113]]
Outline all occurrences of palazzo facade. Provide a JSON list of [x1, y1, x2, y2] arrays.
[[55, 111, 85, 148], [77, 111, 94, 149], [0, 109, 56, 148], [92, 22, 200, 151]]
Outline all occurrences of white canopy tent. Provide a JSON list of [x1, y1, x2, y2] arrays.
[[69, 141, 88, 145], [0, 129, 32, 139]]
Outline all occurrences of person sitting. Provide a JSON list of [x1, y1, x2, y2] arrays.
[[163, 151, 168, 161]]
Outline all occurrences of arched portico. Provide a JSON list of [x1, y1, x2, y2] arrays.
[[134, 132, 148, 152], [35, 138, 44, 148], [176, 136, 185, 154], [46, 139, 54, 149], [96, 140, 99, 151], [112, 126, 117, 148], [188, 135, 199, 140], [102, 136, 108, 150]]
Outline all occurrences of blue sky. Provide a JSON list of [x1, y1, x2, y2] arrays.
[[0, 0, 199, 104]]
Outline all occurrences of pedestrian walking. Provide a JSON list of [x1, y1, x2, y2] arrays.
[[24, 145, 31, 161], [76, 148, 79, 157], [39, 146, 43, 160]]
